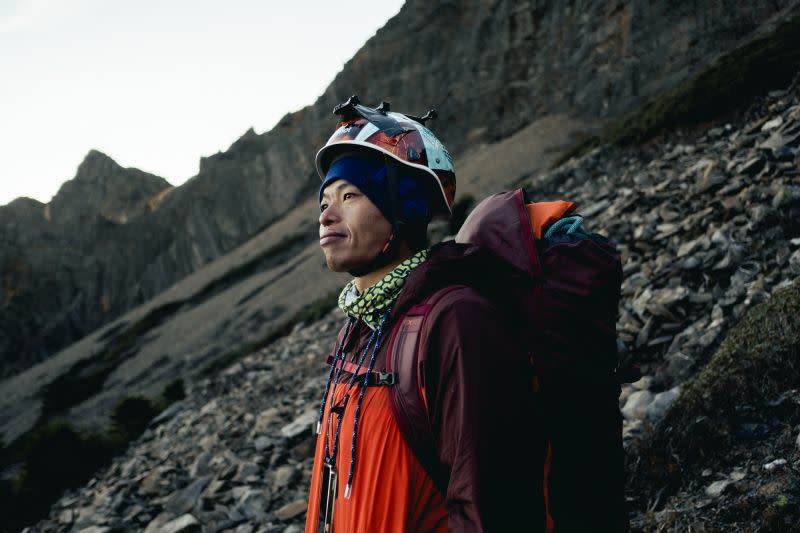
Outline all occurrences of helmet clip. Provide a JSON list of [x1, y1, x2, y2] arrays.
[[333, 95, 361, 120], [406, 108, 437, 125], [417, 109, 437, 125]]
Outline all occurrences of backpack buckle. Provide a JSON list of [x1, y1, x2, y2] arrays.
[[376, 371, 397, 386]]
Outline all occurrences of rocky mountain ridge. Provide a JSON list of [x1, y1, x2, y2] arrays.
[[0, 151, 171, 376], [2, 0, 796, 378], [26, 72, 800, 533]]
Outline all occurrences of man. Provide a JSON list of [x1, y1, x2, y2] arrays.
[[303, 97, 544, 533]]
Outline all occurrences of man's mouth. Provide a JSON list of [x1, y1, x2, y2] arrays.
[[320, 232, 346, 245]]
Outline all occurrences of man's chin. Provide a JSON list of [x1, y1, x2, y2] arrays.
[[324, 255, 352, 274], [324, 254, 369, 275]]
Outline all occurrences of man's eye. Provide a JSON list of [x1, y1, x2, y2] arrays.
[[320, 204, 328, 212], [343, 192, 354, 200]]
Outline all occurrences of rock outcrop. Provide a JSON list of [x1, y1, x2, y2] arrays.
[[0, 151, 171, 377], [1, 0, 796, 379]]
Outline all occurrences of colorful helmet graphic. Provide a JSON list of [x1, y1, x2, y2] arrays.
[[315, 95, 456, 216]]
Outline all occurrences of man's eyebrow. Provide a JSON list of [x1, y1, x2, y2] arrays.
[[320, 180, 351, 201]]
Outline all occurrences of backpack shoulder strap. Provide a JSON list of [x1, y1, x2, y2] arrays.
[[385, 285, 465, 495]]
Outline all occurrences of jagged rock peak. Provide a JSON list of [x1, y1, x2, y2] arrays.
[[0, 196, 47, 227], [229, 127, 262, 152], [2, 196, 45, 210], [74, 149, 123, 183], [43, 149, 171, 231], [200, 127, 265, 173]]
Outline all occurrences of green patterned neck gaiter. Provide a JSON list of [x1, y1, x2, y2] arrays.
[[338, 248, 430, 330]]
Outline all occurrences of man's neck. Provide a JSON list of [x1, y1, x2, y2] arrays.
[[354, 251, 413, 293]]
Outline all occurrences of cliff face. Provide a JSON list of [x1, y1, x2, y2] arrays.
[[0, 139, 321, 378], [0, 152, 171, 376], [0, 0, 794, 378], [314, 0, 791, 150]]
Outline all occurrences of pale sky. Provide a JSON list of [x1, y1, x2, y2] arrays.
[[0, 0, 405, 206]]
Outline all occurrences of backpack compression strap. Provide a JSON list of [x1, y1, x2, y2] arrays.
[[384, 285, 465, 496], [324, 355, 398, 386]]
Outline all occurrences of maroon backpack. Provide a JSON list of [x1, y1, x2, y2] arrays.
[[384, 188, 630, 532]]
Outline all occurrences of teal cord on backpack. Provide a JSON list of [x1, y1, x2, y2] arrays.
[[544, 215, 588, 238]]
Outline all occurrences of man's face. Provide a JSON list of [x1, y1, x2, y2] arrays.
[[319, 180, 392, 272]]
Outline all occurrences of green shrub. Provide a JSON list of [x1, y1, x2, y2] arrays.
[[2, 384, 184, 531], [6, 419, 116, 531], [163, 378, 186, 403], [110, 396, 161, 442], [23, 420, 112, 489], [632, 279, 800, 516]]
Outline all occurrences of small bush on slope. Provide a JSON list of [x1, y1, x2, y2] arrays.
[[631, 278, 800, 531]]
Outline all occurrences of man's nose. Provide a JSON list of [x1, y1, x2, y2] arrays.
[[319, 202, 338, 227]]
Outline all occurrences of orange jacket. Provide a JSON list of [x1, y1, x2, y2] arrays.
[[305, 257, 544, 532], [305, 381, 448, 532]]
